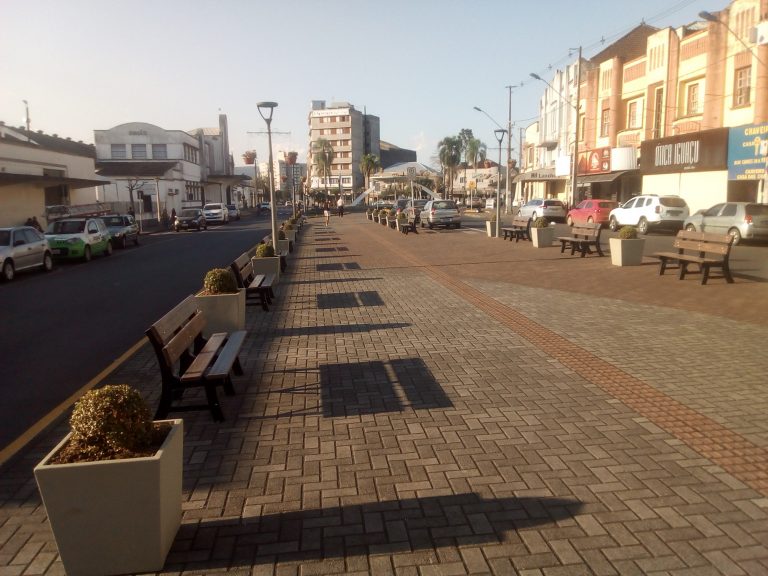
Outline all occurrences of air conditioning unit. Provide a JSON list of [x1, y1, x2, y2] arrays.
[[752, 21, 768, 45]]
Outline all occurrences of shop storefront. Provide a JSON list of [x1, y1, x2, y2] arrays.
[[640, 128, 729, 214], [513, 168, 568, 206], [728, 123, 768, 204], [575, 146, 640, 205]]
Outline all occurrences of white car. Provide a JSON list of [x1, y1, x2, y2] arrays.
[[203, 203, 229, 224], [517, 198, 567, 223], [608, 195, 689, 235], [226, 204, 241, 221]]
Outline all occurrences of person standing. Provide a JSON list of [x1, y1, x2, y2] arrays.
[[323, 202, 330, 226], [336, 196, 344, 218]]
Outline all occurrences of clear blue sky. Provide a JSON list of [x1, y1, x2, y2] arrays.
[[1, 0, 717, 169]]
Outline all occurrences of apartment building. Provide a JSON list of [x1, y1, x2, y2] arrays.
[[307, 100, 380, 198], [520, 0, 768, 212]]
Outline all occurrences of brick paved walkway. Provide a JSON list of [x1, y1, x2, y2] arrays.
[[2, 213, 767, 575]]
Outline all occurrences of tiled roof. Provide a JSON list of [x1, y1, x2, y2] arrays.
[[0, 123, 95, 158]]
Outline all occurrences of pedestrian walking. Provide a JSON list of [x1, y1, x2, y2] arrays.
[[323, 202, 331, 226], [337, 196, 344, 217]]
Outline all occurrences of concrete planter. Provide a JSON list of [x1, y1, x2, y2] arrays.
[[609, 237, 645, 266], [251, 255, 281, 283], [194, 289, 246, 338], [531, 226, 554, 248], [34, 419, 183, 576], [486, 221, 500, 237], [276, 239, 291, 254]]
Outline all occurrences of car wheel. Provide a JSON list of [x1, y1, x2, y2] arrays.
[[728, 227, 742, 245], [455, 222, 461, 228], [428, 223, 434, 229], [637, 217, 649, 235], [1, 260, 14, 282], [43, 252, 53, 272], [609, 216, 619, 232], [685, 224, 696, 232], [83, 246, 92, 262], [566, 216, 574, 226], [105, 242, 113, 256]]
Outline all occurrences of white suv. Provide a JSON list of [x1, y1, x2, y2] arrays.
[[203, 203, 229, 224], [608, 195, 689, 235]]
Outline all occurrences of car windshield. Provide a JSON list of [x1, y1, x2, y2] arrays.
[[181, 210, 199, 217], [102, 216, 124, 226], [48, 220, 85, 234], [746, 204, 768, 216], [0, 231, 10, 246], [433, 201, 456, 209], [543, 200, 564, 207], [598, 202, 617, 209], [660, 197, 687, 208], [203, 204, 220, 210]]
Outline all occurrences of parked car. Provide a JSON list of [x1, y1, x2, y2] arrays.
[[258, 202, 271, 212], [608, 194, 689, 235], [391, 199, 409, 215], [566, 199, 619, 227], [101, 214, 139, 248], [0, 226, 54, 281], [372, 200, 393, 209], [683, 202, 768, 245], [203, 203, 229, 224], [421, 199, 462, 229], [174, 209, 207, 232], [405, 199, 429, 223], [45, 218, 113, 261], [226, 204, 241, 221], [517, 198, 567, 222]]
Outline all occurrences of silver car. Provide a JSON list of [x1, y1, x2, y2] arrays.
[[422, 199, 462, 229], [0, 226, 54, 281], [684, 202, 768, 245], [517, 198, 567, 223]]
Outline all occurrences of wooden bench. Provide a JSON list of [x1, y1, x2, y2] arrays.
[[230, 253, 275, 311], [653, 230, 734, 285], [400, 218, 417, 235], [557, 222, 604, 257], [501, 216, 531, 242], [146, 295, 246, 421]]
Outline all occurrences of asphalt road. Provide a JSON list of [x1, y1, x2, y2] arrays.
[[0, 213, 272, 452]]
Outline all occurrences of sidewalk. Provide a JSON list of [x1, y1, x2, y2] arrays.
[[2, 213, 767, 575]]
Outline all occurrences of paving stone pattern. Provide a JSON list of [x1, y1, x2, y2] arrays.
[[1, 213, 767, 575]]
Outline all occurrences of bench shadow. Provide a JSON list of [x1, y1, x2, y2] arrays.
[[271, 322, 410, 338], [166, 493, 584, 569], [317, 290, 384, 308]]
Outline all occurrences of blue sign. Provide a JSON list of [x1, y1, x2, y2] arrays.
[[728, 123, 768, 181]]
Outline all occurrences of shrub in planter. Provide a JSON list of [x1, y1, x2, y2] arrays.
[[255, 243, 275, 258], [530, 217, 554, 247], [618, 225, 637, 239], [532, 216, 550, 228], [202, 268, 238, 295]]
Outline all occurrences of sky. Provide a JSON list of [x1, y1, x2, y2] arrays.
[[1, 0, 719, 170]]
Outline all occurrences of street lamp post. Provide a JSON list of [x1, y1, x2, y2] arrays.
[[531, 46, 581, 209], [493, 129, 506, 238], [257, 101, 279, 249]]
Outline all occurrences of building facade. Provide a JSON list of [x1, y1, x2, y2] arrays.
[[307, 100, 380, 197], [519, 0, 768, 212]]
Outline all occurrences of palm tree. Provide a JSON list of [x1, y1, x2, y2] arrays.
[[359, 154, 381, 192], [437, 136, 462, 197], [312, 138, 335, 197], [465, 138, 487, 205]]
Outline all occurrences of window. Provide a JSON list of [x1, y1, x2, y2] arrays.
[[720, 204, 737, 217], [734, 66, 751, 107], [111, 144, 126, 159], [652, 87, 664, 138], [685, 82, 701, 116], [131, 144, 147, 159], [627, 101, 640, 129], [152, 144, 167, 159], [600, 109, 610, 137]]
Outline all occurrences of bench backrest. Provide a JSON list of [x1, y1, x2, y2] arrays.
[[569, 222, 601, 239], [230, 253, 253, 288], [146, 295, 206, 368], [512, 216, 530, 228], [673, 230, 733, 256]]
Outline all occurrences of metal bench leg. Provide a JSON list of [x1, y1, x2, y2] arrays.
[[679, 261, 688, 280], [723, 262, 734, 283], [595, 242, 604, 257], [203, 383, 225, 422], [701, 265, 710, 285], [659, 258, 668, 275]]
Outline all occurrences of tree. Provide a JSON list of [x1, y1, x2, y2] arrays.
[[464, 137, 486, 202], [437, 136, 462, 196], [312, 138, 335, 196], [359, 154, 381, 192], [124, 178, 148, 212]]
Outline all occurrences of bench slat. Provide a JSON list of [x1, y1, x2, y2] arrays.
[[181, 333, 227, 382], [149, 295, 198, 347], [207, 331, 247, 379], [161, 312, 206, 366]]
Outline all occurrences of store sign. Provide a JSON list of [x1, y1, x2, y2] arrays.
[[728, 123, 768, 181], [640, 128, 728, 174], [578, 147, 611, 174]]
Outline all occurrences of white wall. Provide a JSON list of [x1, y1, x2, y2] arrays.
[[642, 170, 728, 213]]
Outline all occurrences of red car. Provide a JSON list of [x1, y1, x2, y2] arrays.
[[566, 199, 619, 227]]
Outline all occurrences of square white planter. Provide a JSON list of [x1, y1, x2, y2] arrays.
[[195, 289, 246, 338], [486, 221, 499, 237], [609, 237, 645, 266], [34, 419, 183, 576], [251, 255, 281, 283], [530, 226, 554, 247]]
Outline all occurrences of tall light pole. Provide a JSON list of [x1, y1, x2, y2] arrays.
[[531, 46, 581, 208], [257, 101, 279, 249], [505, 85, 517, 213], [494, 128, 506, 238]]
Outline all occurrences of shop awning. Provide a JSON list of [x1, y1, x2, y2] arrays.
[[0, 173, 110, 188], [578, 170, 636, 184]]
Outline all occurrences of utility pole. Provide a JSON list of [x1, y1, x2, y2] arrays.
[[571, 46, 582, 209], [505, 85, 514, 214]]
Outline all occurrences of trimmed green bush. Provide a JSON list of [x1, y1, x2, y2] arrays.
[[203, 268, 238, 295], [255, 243, 275, 258], [532, 217, 549, 228], [618, 225, 638, 239]]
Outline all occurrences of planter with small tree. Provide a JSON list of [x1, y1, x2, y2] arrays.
[[610, 225, 645, 266], [251, 242, 281, 282], [34, 385, 183, 576], [194, 268, 246, 337], [530, 217, 554, 247], [485, 212, 501, 237]]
